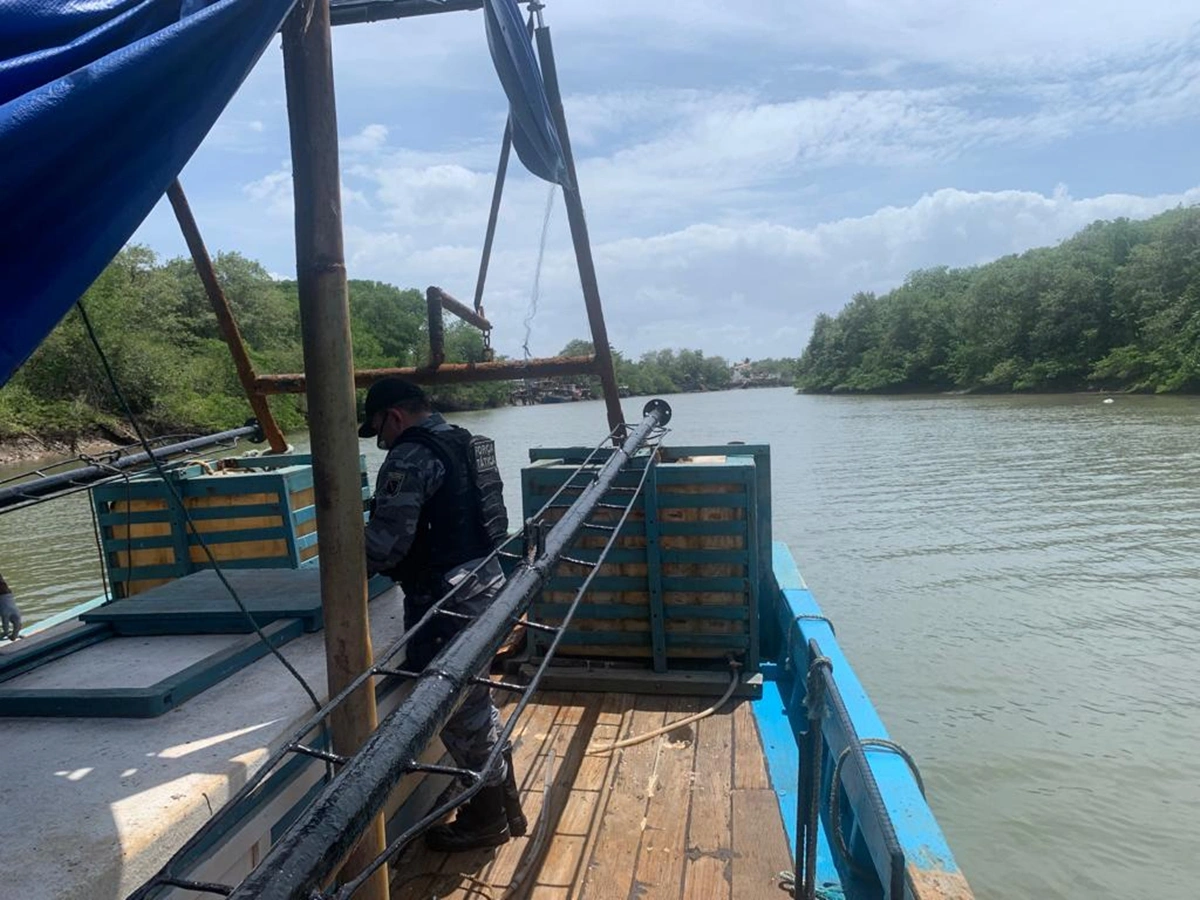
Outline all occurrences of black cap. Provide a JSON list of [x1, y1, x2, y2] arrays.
[[358, 378, 427, 438]]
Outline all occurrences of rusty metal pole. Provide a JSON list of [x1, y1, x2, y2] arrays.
[[430, 285, 492, 331], [281, 1, 388, 897], [253, 354, 599, 394], [166, 179, 289, 453], [535, 23, 626, 438], [424, 287, 446, 369], [472, 118, 511, 314]]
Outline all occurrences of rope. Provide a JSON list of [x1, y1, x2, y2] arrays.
[[588, 660, 742, 754], [785, 614, 836, 672], [521, 184, 556, 360], [828, 737, 926, 875], [76, 301, 324, 713]]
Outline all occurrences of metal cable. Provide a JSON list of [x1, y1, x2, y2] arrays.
[[521, 183, 556, 360], [76, 301, 323, 711], [829, 737, 925, 877], [333, 426, 668, 898], [131, 415, 668, 900]]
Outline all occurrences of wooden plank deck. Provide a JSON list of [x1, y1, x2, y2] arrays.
[[391, 692, 792, 900]]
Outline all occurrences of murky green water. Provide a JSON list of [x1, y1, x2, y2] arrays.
[[2, 388, 1196, 899]]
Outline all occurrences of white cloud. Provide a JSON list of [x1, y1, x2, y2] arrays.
[[337, 182, 1200, 361], [126, 0, 1200, 368]]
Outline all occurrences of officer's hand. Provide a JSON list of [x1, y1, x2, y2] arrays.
[[0, 593, 21, 640]]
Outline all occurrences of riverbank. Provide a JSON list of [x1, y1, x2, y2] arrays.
[[0, 433, 126, 468]]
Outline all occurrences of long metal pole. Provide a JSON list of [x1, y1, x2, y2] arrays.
[[166, 179, 289, 454], [0, 425, 257, 511], [280, 2, 388, 898], [535, 25, 626, 438], [472, 119, 512, 314], [226, 402, 670, 900]]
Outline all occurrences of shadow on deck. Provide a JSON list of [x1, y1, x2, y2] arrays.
[[392, 692, 792, 899]]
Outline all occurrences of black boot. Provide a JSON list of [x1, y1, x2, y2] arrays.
[[501, 747, 528, 837], [431, 773, 471, 813], [425, 783, 510, 853]]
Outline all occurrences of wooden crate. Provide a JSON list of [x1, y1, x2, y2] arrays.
[[521, 445, 770, 674], [92, 454, 370, 598]]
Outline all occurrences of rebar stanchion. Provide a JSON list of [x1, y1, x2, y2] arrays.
[[128, 400, 673, 900]]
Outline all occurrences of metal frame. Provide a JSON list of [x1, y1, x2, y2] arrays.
[[129, 403, 671, 900]]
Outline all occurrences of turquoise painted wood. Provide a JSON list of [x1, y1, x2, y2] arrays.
[[92, 454, 370, 597], [755, 542, 970, 899], [0, 618, 305, 718], [521, 445, 764, 673]]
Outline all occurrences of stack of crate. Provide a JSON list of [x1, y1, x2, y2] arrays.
[[92, 454, 369, 597], [520, 444, 771, 677]]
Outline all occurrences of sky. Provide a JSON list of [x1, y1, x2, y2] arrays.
[[130, 0, 1200, 362]]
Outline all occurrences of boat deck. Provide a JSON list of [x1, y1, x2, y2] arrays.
[[392, 691, 792, 900]]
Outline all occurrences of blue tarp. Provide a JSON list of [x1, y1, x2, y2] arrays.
[[0, 0, 294, 388], [0, 0, 567, 389], [482, 0, 569, 189]]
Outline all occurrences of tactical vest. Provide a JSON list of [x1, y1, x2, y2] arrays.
[[389, 423, 509, 595]]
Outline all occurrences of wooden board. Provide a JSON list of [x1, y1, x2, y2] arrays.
[[81, 568, 390, 634], [395, 692, 794, 900]]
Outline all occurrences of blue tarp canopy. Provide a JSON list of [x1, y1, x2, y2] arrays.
[[0, 0, 296, 387], [482, 0, 569, 188], [0, 0, 567, 389]]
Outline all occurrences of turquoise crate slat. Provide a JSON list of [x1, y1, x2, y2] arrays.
[[102, 534, 176, 552], [521, 444, 764, 674], [660, 549, 748, 564], [92, 452, 368, 596], [545, 575, 750, 593], [651, 493, 749, 509], [555, 632, 751, 650], [658, 520, 747, 537], [185, 526, 290, 545], [535, 602, 749, 621]]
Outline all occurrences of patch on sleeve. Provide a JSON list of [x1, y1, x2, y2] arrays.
[[382, 470, 406, 496]]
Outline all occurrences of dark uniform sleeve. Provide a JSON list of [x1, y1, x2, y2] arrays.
[[365, 443, 446, 577]]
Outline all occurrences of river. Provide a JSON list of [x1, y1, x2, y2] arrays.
[[1, 387, 1196, 899]]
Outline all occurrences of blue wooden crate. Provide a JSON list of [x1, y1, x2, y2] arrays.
[[92, 453, 370, 597], [521, 445, 769, 674]]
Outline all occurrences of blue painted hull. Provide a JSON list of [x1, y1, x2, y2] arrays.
[[758, 542, 972, 899]]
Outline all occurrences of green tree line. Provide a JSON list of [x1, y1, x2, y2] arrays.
[[796, 205, 1200, 393], [557, 339, 751, 395], [0, 247, 788, 446], [0, 247, 507, 442]]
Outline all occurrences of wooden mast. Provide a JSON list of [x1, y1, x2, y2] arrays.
[[280, 0, 389, 896]]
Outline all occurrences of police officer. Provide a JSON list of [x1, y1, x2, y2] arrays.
[[359, 377, 525, 852]]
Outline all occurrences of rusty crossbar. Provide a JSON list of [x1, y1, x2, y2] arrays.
[[253, 354, 599, 394]]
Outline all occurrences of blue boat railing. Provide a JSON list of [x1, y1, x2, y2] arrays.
[[765, 542, 973, 900]]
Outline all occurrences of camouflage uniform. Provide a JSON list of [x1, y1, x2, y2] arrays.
[[366, 413, 506, 787]]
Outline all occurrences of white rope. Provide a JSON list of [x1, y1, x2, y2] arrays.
[[522, 183, 557, 360], [588, 661, 743, 754]]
